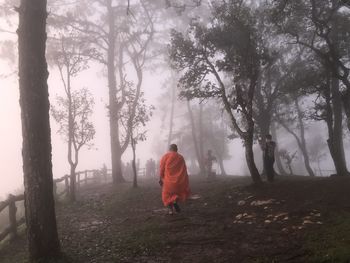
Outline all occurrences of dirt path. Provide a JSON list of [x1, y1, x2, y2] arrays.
[[1, 176, 350, 263]]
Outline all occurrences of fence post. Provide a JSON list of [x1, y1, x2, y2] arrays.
[[85, 170, 88, 185], [65, 175, 69, 197], [8, 194, 17, 240]]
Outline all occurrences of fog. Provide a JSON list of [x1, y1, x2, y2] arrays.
[[0, 61, 248, 199], [0, 0, 349, 201], [1, 57, 346, 198]]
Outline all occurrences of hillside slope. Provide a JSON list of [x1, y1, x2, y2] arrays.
[[1, 175, 350, 263]]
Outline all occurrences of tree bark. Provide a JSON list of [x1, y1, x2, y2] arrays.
[[244, 133, 262, 184], [271, 122, 287, 176], [107, 0, 125, 184], [167, 83, 176, 146], [131, 136, 138, 188], [278, 98, 315, 177], [294, 98, 315, 177], [217, 157, 227, 176], [342, 90, 350, 132], [254, 80, 272, 136], [198, 103, 205, 169], [286, 162, 294, 176], [326, 77, 349, 176], [187, 101, 205, 175], [69, 164, 77, 201], [17, 1, 61, 261], [66, 62, 78, 201]]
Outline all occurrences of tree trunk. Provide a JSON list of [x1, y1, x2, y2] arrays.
[[342, 90, 350, 132], [254, 80, 272, 137], [187, 101, 205, 175], [114, 141, 125, 183], [18, 1, 61, 261], [329, 3, 350, 133], [217, 157, 227, 176], [327, 78, 349, 176], [131, 138, 138, 188], [271, 122, 287, 176], [198, 103, 205, 168], [244, 133, 262, 184], [67, 72, 77, 201], [167, 83, 176, 146], [279, 99, 315, 177], [256, 111, 271, 137], [294, 98, 315, 177], [107, 1, 125, 184], [317, 158, 323, 176], [287, 163, 294, 176], [69, 164, 77, 202]]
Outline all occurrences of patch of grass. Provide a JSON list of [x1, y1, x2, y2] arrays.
[[251, 258, 277, 263], [115, 220, 168, 258], [306, 212, 350, 263]]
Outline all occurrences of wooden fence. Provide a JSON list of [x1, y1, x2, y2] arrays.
[[0, 168, 112, 244], [0, 194, 25, 242], [0, 166, 153, 243], [52, 169, 112, 198]]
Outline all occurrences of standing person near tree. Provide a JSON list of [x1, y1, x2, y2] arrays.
[[159, 144, 191, 215], [259, 134, 276, 182]]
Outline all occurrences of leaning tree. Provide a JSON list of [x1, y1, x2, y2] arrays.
[[170, 0, 270, 184]]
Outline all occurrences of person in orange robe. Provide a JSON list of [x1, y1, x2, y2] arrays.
[[159, 144, 190, 214]]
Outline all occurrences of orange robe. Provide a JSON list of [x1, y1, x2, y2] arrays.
[[160, 151, 190, 206]]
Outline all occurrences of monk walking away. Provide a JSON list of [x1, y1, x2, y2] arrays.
[[159, 144, 191, 215]]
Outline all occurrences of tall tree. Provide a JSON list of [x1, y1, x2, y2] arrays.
[[276, 96, 315, 177], [272, 0, 350, 131], [48, 34, 96, 201], [17, 0, 61, 261], [270, 122, 288, 176], [311, 66, 349, 176], [125, 92, 153, 188], [170, 0, 267, 184], [51, 88, 95, 201], [53, 0, 155, 184], [187, 100, 206, 175]]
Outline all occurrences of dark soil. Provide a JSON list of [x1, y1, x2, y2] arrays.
[[1, 175, 350, 263]]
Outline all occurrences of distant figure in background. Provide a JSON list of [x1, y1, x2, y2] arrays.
[[260, 134, 276, 182], [146, 158, 156, 177], [159, 144, 191, 215], [205, 149, 217, 178]]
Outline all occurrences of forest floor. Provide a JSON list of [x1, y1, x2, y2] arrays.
[[1, 175, 350, 263]]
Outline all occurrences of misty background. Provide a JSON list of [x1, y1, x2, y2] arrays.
[[0, 0, 349, 199]]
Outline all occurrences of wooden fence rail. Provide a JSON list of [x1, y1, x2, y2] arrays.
[[0, 169, 107, 243], [0, 194, 25, 242], [0, 166, 146, 243]]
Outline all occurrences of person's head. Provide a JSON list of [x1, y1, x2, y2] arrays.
[[207, 149, 212, 156], [265, 134, 272, 142], [169, 144, 178, 152]]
